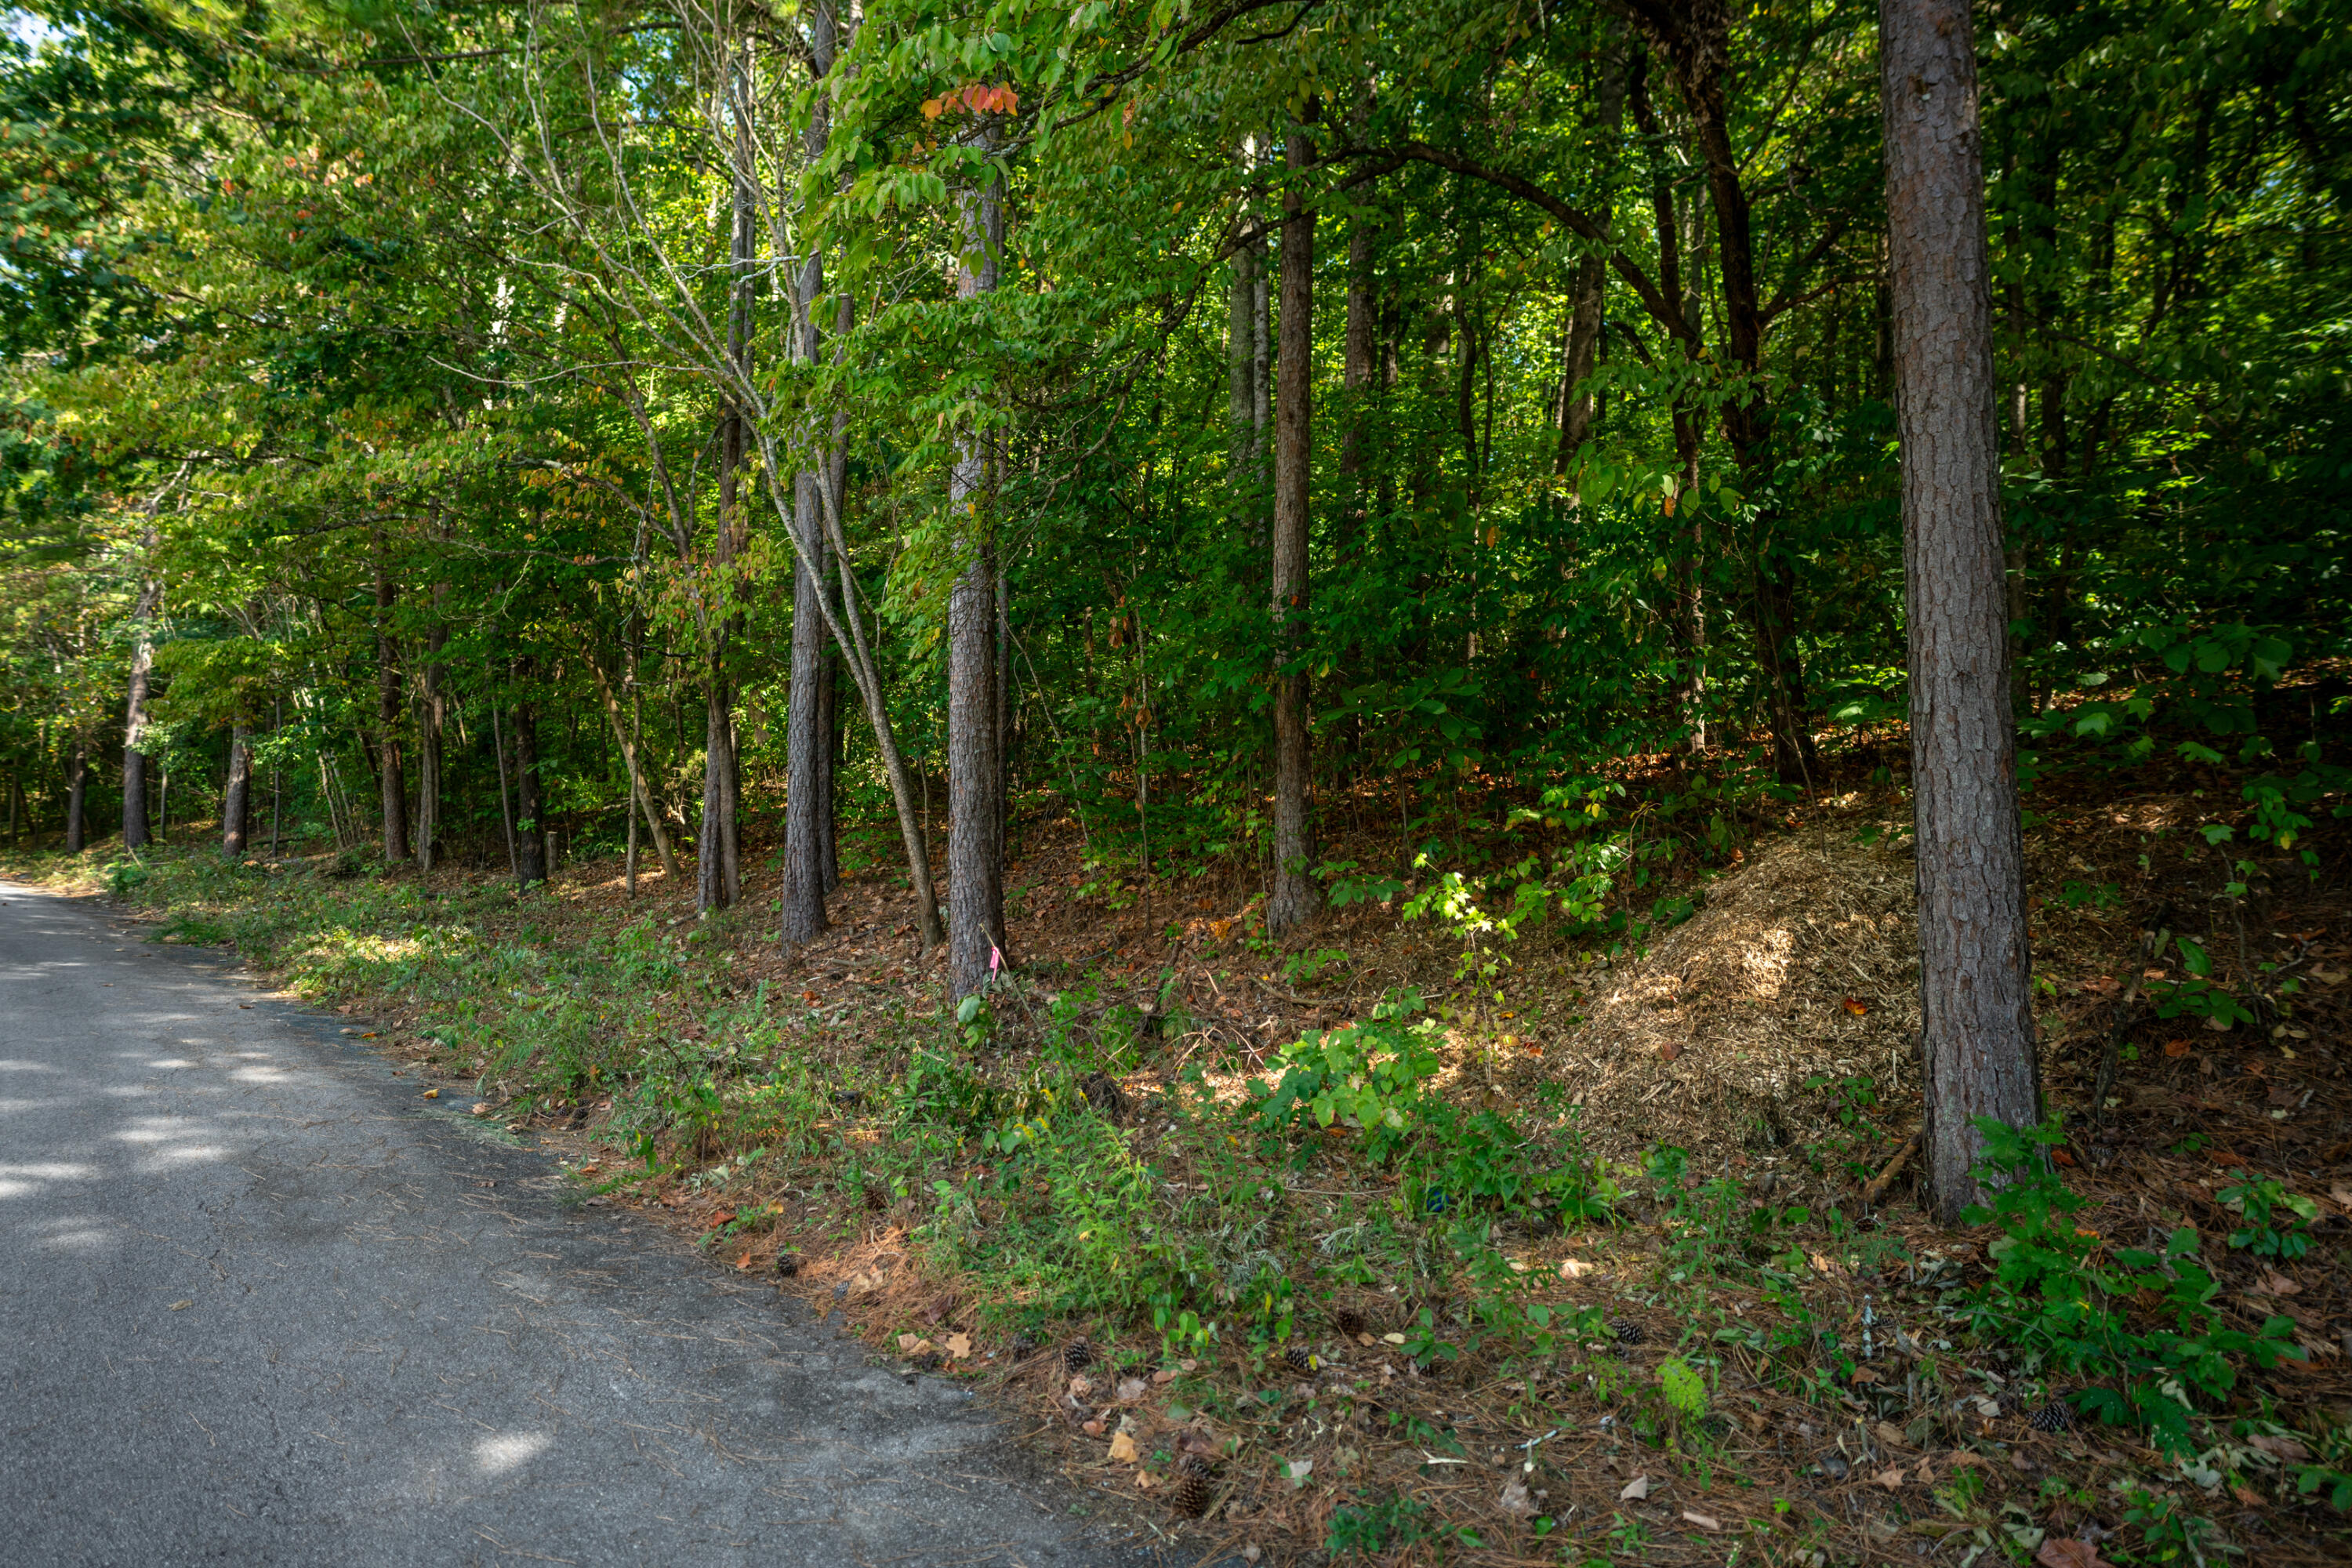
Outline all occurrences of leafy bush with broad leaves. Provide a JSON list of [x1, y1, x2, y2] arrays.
[[1250, 989, 1442, 1163], [1961, 1116, 2303, 1456]]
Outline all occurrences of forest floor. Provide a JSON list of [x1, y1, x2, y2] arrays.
[[6, 746, 2349, 1568]]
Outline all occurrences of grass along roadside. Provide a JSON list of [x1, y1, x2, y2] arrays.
[[7, 833, 2349, 1568]]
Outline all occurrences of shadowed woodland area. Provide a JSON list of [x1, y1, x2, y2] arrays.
[[4, 0, 2351, 1563]]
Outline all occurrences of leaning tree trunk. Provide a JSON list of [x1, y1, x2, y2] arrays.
[[1882, 0, 2039, 1222], [375, 557, 409, 863], [1267, 126, 1322, 935], [121, 577, 162, 849], [64, 743, 87, 852], [946, 157, 1007, 1001], [222, 725, 252, 857]]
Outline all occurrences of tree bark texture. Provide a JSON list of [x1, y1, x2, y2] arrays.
[[121, 576, 161, 849], [222, 726, 252, 857], [782, 11, 843, 949], [64, 743, 87, 852], [1881, 0, 2039, 1221], [416, 613, 446, 870], [947, 163, 1007, 1000], [375, 558, 409, 863], [1267, 127, 1322, 935]]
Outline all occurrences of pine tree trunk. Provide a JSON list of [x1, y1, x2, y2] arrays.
[[222, 726, 252, 857], [587, 652, 678, 877], [121, 578, 161, 849], [947, 162, 1006, 1001], [1881, 0, 2039, 1221], [376, 557, 409, 863], [65, 744, 86, 852], [1268, 126, 1322, 935]]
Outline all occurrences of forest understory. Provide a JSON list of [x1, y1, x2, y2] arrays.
[[9, 738, 2349, 1568]]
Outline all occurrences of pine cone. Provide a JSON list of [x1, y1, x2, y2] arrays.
[[1283, 1345, 1315, 1374], [1332, 1307, 1367, 1338], [1610, 1319, 1645, 1345], [2028, 1400, 2072, 1433], [1171, 1457, 1214, 1518], [1062, 1338, 1094, 1374], [1010, 1331, 1040, 1359], [773, 1251, 800, 1277]]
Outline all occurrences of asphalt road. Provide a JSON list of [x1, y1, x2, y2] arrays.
[[0, 879, 1146, 1568]]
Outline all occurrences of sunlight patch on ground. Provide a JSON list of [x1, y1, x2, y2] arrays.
[[471, 1432, 551, 1475]]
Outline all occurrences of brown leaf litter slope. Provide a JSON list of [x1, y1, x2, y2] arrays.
[[1539, 826, 1926, 1160]]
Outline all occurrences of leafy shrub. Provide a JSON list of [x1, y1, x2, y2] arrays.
[[1961, 1116, 2302, 1455], [1250, 991, 1441, 1162]]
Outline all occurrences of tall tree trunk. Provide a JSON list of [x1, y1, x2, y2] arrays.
[[782, 3, 844, 951], [700, 46, 757, 914], [121, 577, 161, 849], [222, 725, 252, 857], [416, 611, 446, 870], [1556, 22, 1630, 472], [514, 680, 547, 887], [1268, 125, 1322, 935], [376, 556, 409, 863], [1882, 0, 2039, 1222], [947, 160, 1006, 1000], [64, 742, 87, 852]]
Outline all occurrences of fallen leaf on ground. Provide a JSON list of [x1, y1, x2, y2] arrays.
[[1081, 1419, 1105, 1436], [421, 1087, 438, 1098], [1682, 1511, 1722, 1531], [1499, 1478, 1535, 1518], [1875, 1421, 1905, 1447], [2165, 1038, 2192, 1057], [1842, 997, 1869, 1016], [1107, 1431, 1138, 1463], [2035, 1537, 2107, 1568], [168, 1300, 192, 1311], [1116, 1377, 1149, 1404], [945, 1333, 971, 1359], [1873, 1468, 1906, 1490], [734, 1251, 750, 1269], [2252, 1269, 2303, 1296], [1285, 1459, 1313, 1483], [1559, 1258, 1593, 1279], [470, 1102, 490, 1116], [2246, 1433, 2311, 1461], [2231, 1484, 2263, 1506], [1152, 1369, 1179, 1385], [1621, 1475, 1650, 1501]]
